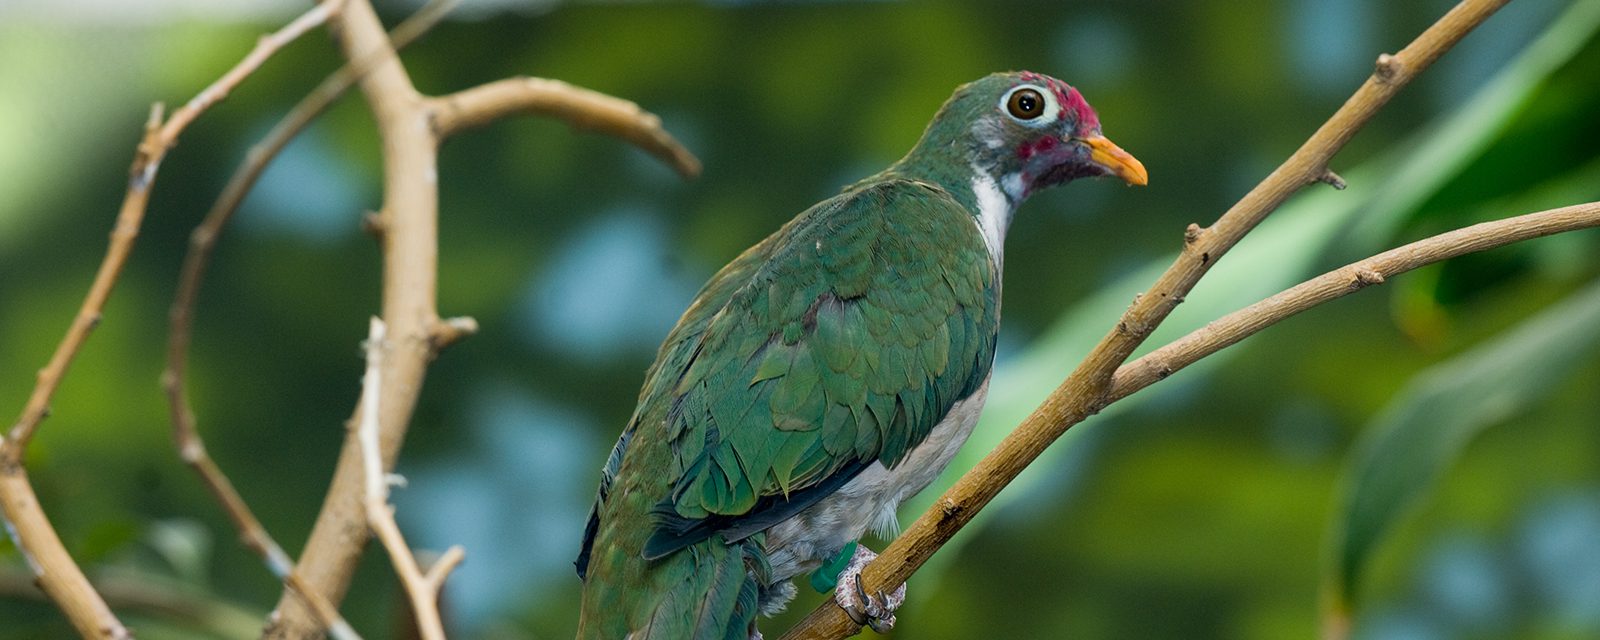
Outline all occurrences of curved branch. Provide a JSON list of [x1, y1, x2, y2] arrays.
[[5, 0, 340, 465], [0, 4, 339, 637], [780, 0, 1511, 637], [1111, 201, 1600, 401], [429, 76, 702, 178]]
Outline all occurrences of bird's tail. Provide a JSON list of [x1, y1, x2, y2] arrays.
[[577, 534, 770, 640]]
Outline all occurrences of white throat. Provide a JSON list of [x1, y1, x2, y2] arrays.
[[970, 167, 1023, 266]]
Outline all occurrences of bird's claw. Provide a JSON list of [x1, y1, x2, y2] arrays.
[[833, 545, 906, 634], [855, 581, 902, 633]]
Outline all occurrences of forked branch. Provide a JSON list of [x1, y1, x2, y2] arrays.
[[162, 3, 462, 639], [358, 318, 465, 640], [264, 1, 700, 636], [1110, 202, 1600, 401]]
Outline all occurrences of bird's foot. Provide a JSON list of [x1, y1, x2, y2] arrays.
[[833, 544, 906, 633]]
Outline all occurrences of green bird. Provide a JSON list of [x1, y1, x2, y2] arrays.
[[575, 71, 1146, 639]]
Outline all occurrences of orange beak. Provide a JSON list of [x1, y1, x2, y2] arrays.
[[1078, 135, 1148, 186]]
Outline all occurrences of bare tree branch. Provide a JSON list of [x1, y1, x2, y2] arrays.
[[262, 2, 444, 635], [780, 0, 1512, 637], [429, 77, 702, 179], [1111, 201, 1600, 402], [0, 3, 341, 637], [263, 1, 699, 637], [161, 3, 461, 638]]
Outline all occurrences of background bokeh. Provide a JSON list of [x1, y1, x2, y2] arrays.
[[2, 0, 1599, 638]]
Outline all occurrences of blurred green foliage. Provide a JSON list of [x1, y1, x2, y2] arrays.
[[1330, 269, 1600, 625], [1, 1, 1598, 638]]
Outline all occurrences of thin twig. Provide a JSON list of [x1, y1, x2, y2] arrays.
[[7, 0, 342, 463], [161, 3, 460, 638], [1110, 201, 1600, 402], [429, 77, 702, 178], [0, 108, 165, 640], [780, 0, 1511, 637], [0, 4, 340, 637], [156, 2, 347, 144], [358, 319, 465, 640]]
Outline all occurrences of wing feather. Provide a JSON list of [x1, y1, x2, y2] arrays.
[[630, 179, 998, 559]]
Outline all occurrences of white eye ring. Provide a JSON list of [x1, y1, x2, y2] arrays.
[[999, 84, 1060, 127]]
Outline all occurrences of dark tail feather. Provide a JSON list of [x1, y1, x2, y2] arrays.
[[724, 543, 771, 640], [589, 535, 768, 640], [687, 540, 750, 640]]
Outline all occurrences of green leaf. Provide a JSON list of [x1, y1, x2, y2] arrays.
[[1324, 275, 1600, 620]]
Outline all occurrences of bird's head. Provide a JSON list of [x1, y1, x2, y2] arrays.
[[896, 71, 1147, 203]]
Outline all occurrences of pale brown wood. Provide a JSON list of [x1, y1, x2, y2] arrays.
[[780, 0, 1514, 637]]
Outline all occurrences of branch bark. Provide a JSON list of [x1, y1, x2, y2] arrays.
[[263, 2, 700, 637], [429, 77, 701, 179], [780, 0, 1511, 637], [1113, 201, 1600, 403], [0, 4, 339, 637], [162, 4, 460, 639], [262, 2, 444, 636]]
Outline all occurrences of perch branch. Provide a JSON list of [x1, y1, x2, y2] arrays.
[[1110, 201, 1600, 401], [0, 4, 338, 638], [161, 3, 459, 638], [358, 318, 465, 640], [429, 77, 702, 178], [780, 0, 1510, 637], [266, 1, 698, 636]]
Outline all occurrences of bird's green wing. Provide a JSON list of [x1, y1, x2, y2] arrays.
[[576, 222, 783, 579], [639, 178, 999, 557]]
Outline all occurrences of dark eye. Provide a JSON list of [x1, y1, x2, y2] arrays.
[[1007, 88, 1045, 119]]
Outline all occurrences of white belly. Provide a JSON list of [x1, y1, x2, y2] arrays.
[[763, 375, 991, 585]]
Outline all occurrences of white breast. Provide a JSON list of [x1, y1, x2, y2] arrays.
[[762, 376, 992, 585]]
